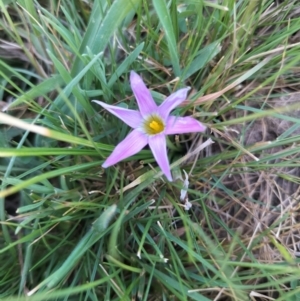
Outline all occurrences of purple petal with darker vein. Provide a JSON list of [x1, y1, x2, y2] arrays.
[[102, 129, 148, 167], [158, 87, 190, 120], [92, 100, 142, 128], [165, 116, 206, 135], [148, 134, 172, 181], [130, 71, 158, 117]]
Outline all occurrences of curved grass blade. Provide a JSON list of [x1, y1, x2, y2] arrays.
[[152, 0, 180, 76], [27, 204, 118, 295], [0, 112, 111, 150], [72, 0, 141, 75]]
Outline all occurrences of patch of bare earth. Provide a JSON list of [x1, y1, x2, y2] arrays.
[[199, 92, 300, 298]]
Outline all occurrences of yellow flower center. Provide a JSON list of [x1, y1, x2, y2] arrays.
[[144, 115, 165, 135]]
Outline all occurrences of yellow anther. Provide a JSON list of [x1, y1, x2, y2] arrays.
[[144, 115, 165, 135], [149, 121, 161, 131]]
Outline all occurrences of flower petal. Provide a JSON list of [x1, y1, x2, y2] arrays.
[[158, 87, 190, 120], [148, 134, 172, 181], [130, 71, 157, 117], [92, 100, 142, 128], [165, 116, 206, 135], [102, 129, 148, 167]]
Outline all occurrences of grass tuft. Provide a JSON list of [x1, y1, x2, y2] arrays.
[[1, 0, 300, 300]]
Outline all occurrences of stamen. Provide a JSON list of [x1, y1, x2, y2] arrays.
[[149, 121, 161, 131], [144, 115, 165, 135]]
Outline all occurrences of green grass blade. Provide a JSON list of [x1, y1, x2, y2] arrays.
[[152, 0, 180, 76], [72, 0, 141, 75]]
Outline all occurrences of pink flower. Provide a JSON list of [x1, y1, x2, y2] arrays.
[[93, 71, 206, 181]]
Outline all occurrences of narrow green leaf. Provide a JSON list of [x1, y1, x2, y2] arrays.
[[0, 161, 101, 198], [6, 74, 63, 109], [152, 0, 180, 76], [108, 42, 145, 87], [27, 205, 117, 293], [0, 112, 111, 150], [72, 0, 141, 75], [0, 148, 99, 157], [183, 41, 221, 80]]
